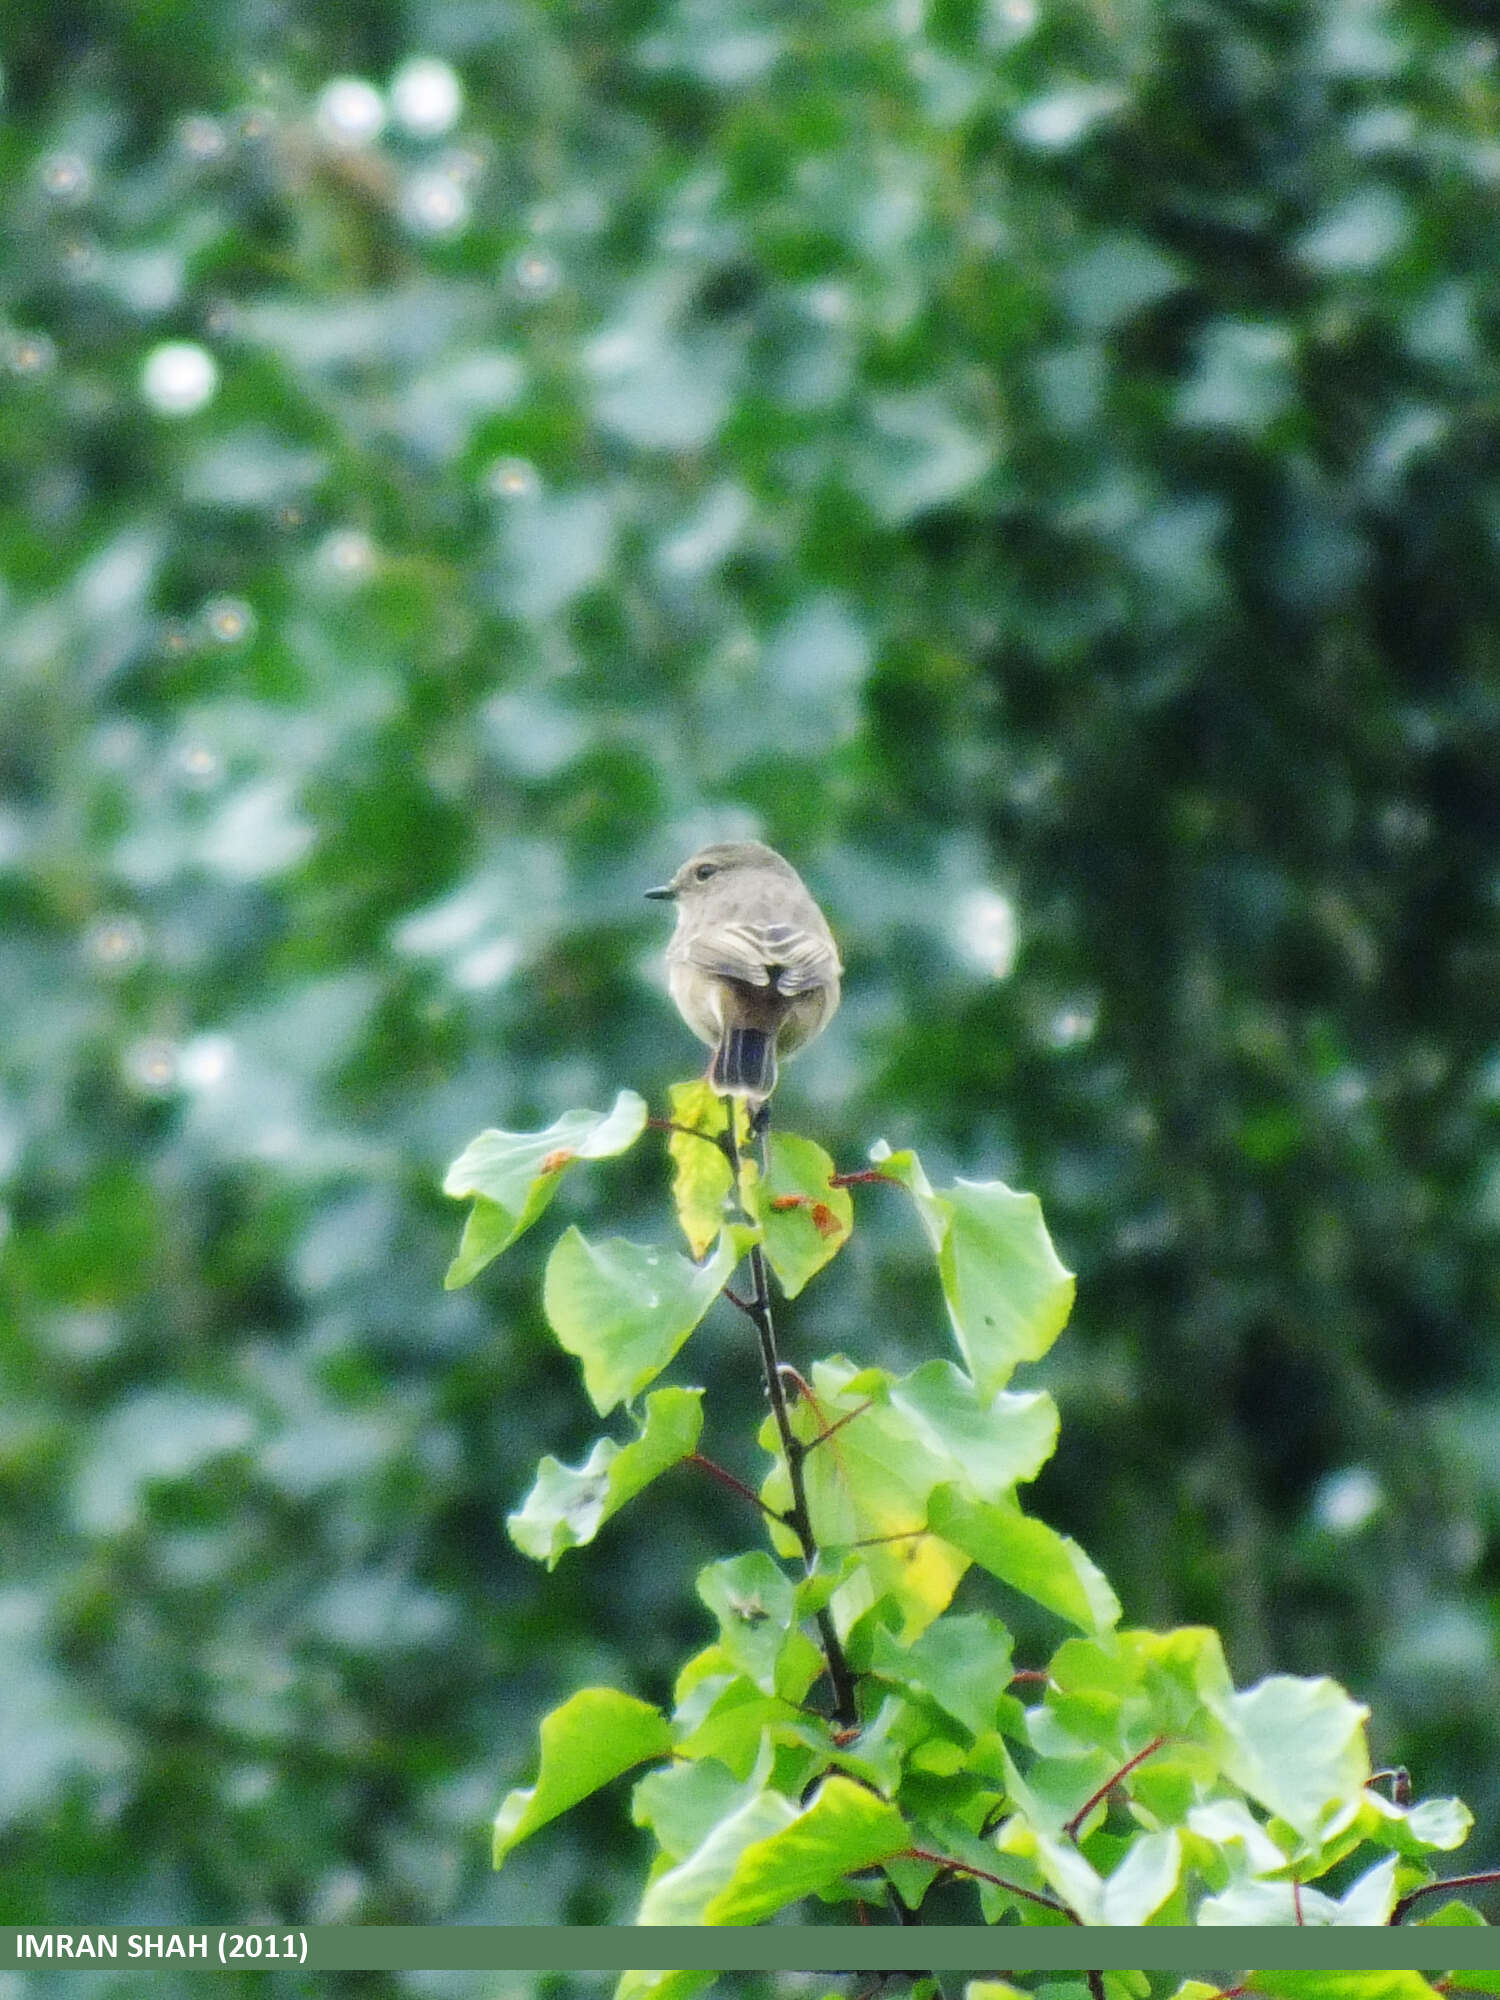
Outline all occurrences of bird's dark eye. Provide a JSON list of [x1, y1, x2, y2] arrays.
[[694, 863, 716, 881]]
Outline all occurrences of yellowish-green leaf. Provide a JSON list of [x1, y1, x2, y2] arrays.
[[615, 1973, 716, 2000], [1249, 1977, 1446, 2000], [665, 1080, 745, 1256], [702, 1774, 911, 1923], [761, 1359, 971, 1640]]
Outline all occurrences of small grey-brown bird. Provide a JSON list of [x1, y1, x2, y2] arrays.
[[646, 840, 841, 1102]]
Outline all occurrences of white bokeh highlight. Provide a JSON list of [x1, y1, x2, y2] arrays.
[[315, 77, 386, 149], [390, 58, 463, 137], [141, 341, 218, 416]]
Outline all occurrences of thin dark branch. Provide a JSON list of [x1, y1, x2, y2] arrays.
[[1391, 1868, 1500, 1923], [1367, 1765, 1412, 1806], [1087, 1973, 1106, 2000], [723, 1095, 858, 1727], [648, 1115, 734, 1160], [1063, 1733, 1168, 1843]]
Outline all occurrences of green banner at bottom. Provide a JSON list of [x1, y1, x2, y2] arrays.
[[2, 1929, 1498, 1974]]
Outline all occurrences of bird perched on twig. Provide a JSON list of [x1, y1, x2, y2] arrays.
[[646, 840, 841, 1104]]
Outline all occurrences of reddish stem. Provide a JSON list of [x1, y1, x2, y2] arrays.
[[778, 1362, 817, 1401], [901, 1844, 1080, 1922], [800, 1398, 874, 1453], [687, 1451, 785, 1522], [1391, 1868, 1500, 1924], [1063, 1733, 1169, 1843], [829, 1168, 902, 1187], [1292, 1875, 1304, 1925]]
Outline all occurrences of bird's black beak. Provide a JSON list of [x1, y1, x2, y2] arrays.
[[644, 883, 676, 901]]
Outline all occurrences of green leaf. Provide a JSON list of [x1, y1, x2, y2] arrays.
[[637, 1786, 800, 1923], [702, 1774, 912, 1923], [543, 1224, 753, 1414], [1186, 1797, 1289, 1875], [820, 1689, 912, 1796], [1009, 1819, 1108, 1921], [443, 1089, 648, 1286], [1212, 1673, 1371, 1844], [507, 1386, 704, 1567], [871, 1142, 1075, 1394], [887, 1360, 1059, 1500], [632, 1753, 760, 1863], [615, 1973, 717, 2000], [665, 1080, 742, 1258], [1250, 1978, 1446, 2000], [696, 1551, 797, 1695], [746, 1130, 853, 1298], [493, 1687, 672, 1865], [928, 1485, 1120, 1633], [1199, 1878, 1304, 1924], [767, 1360, 969, 1640], [1040, 1626, 1234, 1770], [1413, 1900, 1491, 1926], [671, 1670, 798, 1778], [765, 1355, 1061, 1643], [1332, 1853, 1399, 1922], [1358, 1788, 1473, 1856], [1403, 1794, 1474, 1850], [870, 1612, 1015, 1738], [1100, 1826, 1182, 1923]]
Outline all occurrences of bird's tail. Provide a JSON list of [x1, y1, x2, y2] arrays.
[[711, 1027, 777, 1100]]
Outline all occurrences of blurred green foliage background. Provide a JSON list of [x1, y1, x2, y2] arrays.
[[3, 0, 1499, 1956]]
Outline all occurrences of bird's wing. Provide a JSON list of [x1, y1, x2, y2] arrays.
[[759, 921, 841, 995], [676, 919, 838, 994]]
